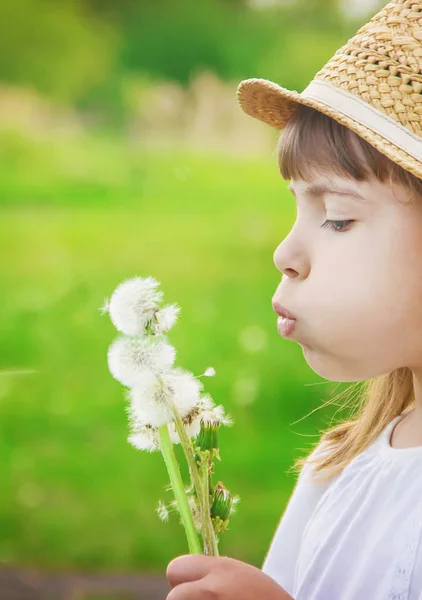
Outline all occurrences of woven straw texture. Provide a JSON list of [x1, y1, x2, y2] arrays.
[[237, 0, 422, 179]]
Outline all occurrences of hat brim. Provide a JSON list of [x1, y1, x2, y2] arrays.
[[237, 78, 422, 180]]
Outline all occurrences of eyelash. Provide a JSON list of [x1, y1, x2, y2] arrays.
[[321, 219, 354, 232]]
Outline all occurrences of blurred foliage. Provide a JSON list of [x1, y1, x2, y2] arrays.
[[0, 0, 372, 574], [0, 0, 116, 102], [0, 131, 351, 570], [0, 0, 375, 122]]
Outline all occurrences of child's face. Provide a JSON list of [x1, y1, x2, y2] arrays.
[[273, 174, 422, 382]]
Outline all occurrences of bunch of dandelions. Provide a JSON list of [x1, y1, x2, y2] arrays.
[[100, 276, 239, 556]]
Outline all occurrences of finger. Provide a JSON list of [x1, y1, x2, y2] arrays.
[[166, 579, 217, 600], [166, 580, 203, 600], [166, 554, 219, 589]]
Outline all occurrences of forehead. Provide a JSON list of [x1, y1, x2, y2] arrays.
[[287, 176, 406, 205]]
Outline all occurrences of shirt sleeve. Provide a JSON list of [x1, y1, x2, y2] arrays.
[[261, 443, 335, 597]]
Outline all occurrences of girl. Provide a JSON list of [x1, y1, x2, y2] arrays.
[[166, 1, 422, 598]]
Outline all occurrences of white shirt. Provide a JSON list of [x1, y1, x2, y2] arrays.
[[262, 408, 422, 599]]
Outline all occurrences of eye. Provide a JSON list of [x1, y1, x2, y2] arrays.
[[321, 219, 354, 232]]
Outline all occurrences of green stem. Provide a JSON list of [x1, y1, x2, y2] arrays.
[[157, 424, 202, 555], [172, 411, 203, 501], [156, 376, 218, 555], [202, 458, 219, 556], [172, 411, 217, 554]]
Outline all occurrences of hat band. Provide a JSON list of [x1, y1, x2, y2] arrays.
[[301, 80, 422, 163]]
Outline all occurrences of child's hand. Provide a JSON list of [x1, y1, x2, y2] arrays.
[[166, 554, 294, 599]]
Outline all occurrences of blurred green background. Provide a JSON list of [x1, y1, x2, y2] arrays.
[[0, 0, 381, 585]]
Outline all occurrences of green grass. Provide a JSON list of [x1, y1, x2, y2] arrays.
[[0, 132, 347, 574]]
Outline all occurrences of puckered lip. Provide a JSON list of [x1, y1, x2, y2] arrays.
[[272, 300, 297, 320]]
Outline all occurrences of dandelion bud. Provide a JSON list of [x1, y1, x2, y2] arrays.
[[210, 482, 235, 534], [196, 419, 219, 453], [107, 276, 164, 336], [107, 335, 176, 387]]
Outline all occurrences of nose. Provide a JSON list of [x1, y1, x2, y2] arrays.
[[273, 231, 309, 280]]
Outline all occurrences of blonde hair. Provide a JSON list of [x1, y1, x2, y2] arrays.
[[278, 104, 422, 484]]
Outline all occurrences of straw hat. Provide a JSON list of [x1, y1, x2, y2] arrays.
[[237, 0, 422, 179]]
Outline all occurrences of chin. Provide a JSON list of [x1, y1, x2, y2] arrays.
[[300, 344, 367, 383]]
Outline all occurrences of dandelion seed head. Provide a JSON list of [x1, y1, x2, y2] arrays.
[[129, 373, 176, 427], [199, 403, 233, 429], [198, 394, 216, 411], [165, 368, 203, 418], [153, 304, 180, 335], [128, 425, 160, 453], [124, 366, 203, 428], [200, 410, 221, 427], [107, 336, 176, 387], [108, 276, 164, 336], [167, 418, 200, 445], [168, 394, 231, 444], [178, 400, 233, 443]]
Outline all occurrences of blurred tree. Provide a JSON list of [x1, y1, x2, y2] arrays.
[[0, 0, 371, 122], [0, 0, 117, 103]]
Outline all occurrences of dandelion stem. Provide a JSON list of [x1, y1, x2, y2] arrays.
[[172, 410, 218, 555], [202, 458, 219, 556], [157, 424, 202, 555]]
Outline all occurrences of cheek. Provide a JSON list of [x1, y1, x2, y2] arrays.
[[308, 221, 422, 366]]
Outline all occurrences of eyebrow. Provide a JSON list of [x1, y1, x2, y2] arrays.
[[288, 183, 367, 202]]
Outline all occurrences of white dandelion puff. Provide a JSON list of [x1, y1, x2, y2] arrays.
[[193, 394, 234, 429], [168, 393, 219, 444], [103, 275, 238, 547], [126, 368, 204, 428], [197, 394, 217, 412], [107, 335, 176, 387], [187, 401, 234, 440], [153, 304, 181, 335], [128, 425, 160, 453], [127, 374, 175, 428], [201, 405, 234, 428], [166, 368, 204, 418], [107, 276, 164, 336], [156, 500, 170, 522], [168, 415, 202, 444]]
